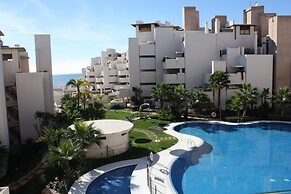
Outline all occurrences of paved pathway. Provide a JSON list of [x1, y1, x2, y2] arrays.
[[8, 160, 46, 191]]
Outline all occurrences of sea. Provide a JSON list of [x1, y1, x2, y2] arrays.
[[53, 73, 82, 88]]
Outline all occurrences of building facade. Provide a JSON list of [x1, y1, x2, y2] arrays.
[[0, 32, 53, 146], [128, 6, 273, 104], [82, 48, 130, 97]]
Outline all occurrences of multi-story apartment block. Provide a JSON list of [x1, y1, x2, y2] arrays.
[[0, 32, 53, 146], [128, 6, 273, 105], [244, 6, 291, 89], [82, 49, 129, 97]]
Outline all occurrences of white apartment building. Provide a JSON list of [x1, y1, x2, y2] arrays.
[[0, 32, 53, 146], [128, 6, 273, 107], [82, 48, 130, 97]]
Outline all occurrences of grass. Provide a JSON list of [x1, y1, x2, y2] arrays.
[[105, 109, 133, 120]]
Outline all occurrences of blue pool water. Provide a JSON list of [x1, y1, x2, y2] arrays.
[[86, 164, 136, 194], [171, 122, 291, 194]]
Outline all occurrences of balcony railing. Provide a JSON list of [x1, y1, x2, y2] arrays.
[[163, 73, 185, 84], [163, 58, 185, 69]]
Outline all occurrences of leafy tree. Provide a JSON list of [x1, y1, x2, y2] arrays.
[[273, 87, 291, 117], [190, 90, 213, 114], [151, 82, 171, 110], [79, 102, 106, 120], [67, 121, 102, 148], [131, 87, 143, 106], [228, 95, 244, 122], [208, 71, 229, 109], [66, 78, 90, 109], [236, 83, 258, 119], [47, 139, 85, 190]]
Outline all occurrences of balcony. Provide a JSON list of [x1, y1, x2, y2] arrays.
[[86, 77, 95, 83], [163, 73, 185, 84], [204, 72, 245, 85], [109, 77, 118, 83], [95, 78, 103, 83], [140, 71, 156, 83], [118, 77, 129, 83], [228, 72, 246, 85], [116, 63, 128, 71], [139, 43, 155, 56], [118, 70, 129, 76], [109, 69, 117, 76], [163, 57, 185, 69], [140, 57, 155, 70]]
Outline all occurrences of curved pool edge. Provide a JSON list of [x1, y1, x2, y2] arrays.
[[68, 157, 149, 194], [164, 120, 291, 194]]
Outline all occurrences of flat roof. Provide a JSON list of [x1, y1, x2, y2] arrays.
[[131, 22, 160, 27], [70, 119, 133, 135], [230, 24, 257, 27]]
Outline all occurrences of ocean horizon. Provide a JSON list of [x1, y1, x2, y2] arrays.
[[53, 73, 82, 88]]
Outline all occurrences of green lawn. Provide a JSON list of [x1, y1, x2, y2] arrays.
[[105, 109, 133, 120]]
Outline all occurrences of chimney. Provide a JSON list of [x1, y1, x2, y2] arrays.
[[215, 18, 220, 33], [183, 6, 199, 31], [205, 21, 209, 33]]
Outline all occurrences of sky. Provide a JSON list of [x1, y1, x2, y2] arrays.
[[0, 0, 290, 75]]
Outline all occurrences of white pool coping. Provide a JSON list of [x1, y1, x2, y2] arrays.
[[69, 120, 291, 194]]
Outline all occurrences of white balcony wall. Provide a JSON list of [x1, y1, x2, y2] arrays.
[[118, 77, 129, 83], [118, 70, 129, 76], [229, 72, 246, 85], [109, 69, 117, 76], [116, 63, 128, 71], [139, 43, 155, 56], [163, 73, 185, 84], [211, 61, 226, 73], [140, 72, 156, 83], [140, 58, 155, 70], [96, 78, 103, 83], [87, 78, 95, 83], [163, 58, 185, 69], [109, 77, 118, 83]]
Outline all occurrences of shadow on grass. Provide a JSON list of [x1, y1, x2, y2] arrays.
[[135, 138, 152, 144]]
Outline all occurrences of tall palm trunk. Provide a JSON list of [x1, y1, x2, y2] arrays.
[[218, 89, 221, 109]]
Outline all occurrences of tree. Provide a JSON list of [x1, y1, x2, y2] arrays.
[[169, 85, 189, 120], [260, 88, 270, 108], [47, 139, 85, 189], [80, 89, 93, 109], [190, 90, 213, 114], [228, 95, 244, 122], [66, 78, 90, 109], [67, 121, 102, 148], [131, 87, 143, 106], [236, 83, 258, 119], [273, 87, 291, 117], [208, 71, 229, 109], [151, 82, 171, 110], [79, 102, 106, 120]]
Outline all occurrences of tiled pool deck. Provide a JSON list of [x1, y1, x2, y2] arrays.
[[69, 122, 204, 194]]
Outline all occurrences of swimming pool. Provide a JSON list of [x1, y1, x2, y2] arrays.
[[86, 164, 137, 194], [171, 121, 291, 194]]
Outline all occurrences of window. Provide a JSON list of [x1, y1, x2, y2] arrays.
[[240, 26, 250, 35]]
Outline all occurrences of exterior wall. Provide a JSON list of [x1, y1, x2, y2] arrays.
[[129, 38, 140, 89], [269, 16, 291, 89], [86, 131, 130, 158], [35, 35, 53, 113], [183, 7, 199, 31], [0, 46, 10, 148], [211, 16, 227, 32], [16, 73, 47, 143], [245, 54, 273, 95]]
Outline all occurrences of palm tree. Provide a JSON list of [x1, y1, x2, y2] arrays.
[[236, 83, 258, 119], [273, 87, 291, 117], [228, 95, 244, 122], [208, 71, 229, 109], [151, 82, 171, 110], [131, 87, 143, 106], [47, 139, 85, 188], [67, 121, 102, 148], [38, 127, 61, 147], [190, 90, 212, 114], [66, 78, 90, 109], [260, 88, 270, 107], [80, 89, 93, 109], [170, 85, 189, 120]]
